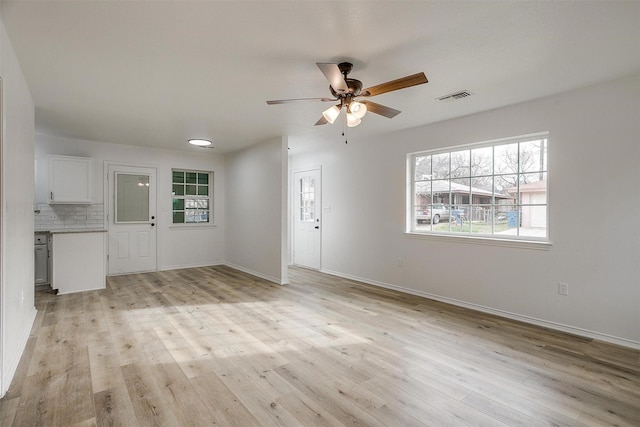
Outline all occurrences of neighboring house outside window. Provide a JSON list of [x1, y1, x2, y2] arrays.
[[172, 169, 213, 224], [409, 133, 548, 241]]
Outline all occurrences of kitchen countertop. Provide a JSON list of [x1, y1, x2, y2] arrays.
[[46, 229, 107, 234]]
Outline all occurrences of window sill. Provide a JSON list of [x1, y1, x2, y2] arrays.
[[169, 224, 217, 229], [405, 231, 552, 250]]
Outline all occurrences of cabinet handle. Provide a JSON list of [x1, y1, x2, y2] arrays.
[[51, 192, 53, 200]]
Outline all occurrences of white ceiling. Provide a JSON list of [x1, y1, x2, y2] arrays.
[[2, 1, 639, 153]]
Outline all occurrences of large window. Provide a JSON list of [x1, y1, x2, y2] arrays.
[[409, 133, 548, 241], [172, 170, 213, 224]]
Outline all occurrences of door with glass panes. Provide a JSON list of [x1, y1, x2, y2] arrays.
[[107, 164, 157, 274], [293, 168, 321, 269]]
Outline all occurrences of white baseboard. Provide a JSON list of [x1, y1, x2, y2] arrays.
[[158, 261, 225, 272], [57, 285, 106, 295], [320, 268, 640, 350], [224, 262, 287, 285], [1, 307, 37, 397]]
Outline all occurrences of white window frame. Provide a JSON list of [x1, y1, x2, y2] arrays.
[[171, 169, 213, 226], [407, 132, 550, 247]]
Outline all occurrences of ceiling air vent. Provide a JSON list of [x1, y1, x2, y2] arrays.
[[437, 90, 474, 102]]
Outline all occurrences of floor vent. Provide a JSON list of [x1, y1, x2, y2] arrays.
[[437, 90, 474, 102]]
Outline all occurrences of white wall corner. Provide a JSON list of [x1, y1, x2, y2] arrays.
[[225, 262, 286, 286], [1, 307, 36, 397], [280, 136, 289, 285]]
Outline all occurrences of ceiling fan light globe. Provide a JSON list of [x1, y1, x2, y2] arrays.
[[349, 101, 367, 119], [346, 113, 361, 128], [322, 105, 341, 124]]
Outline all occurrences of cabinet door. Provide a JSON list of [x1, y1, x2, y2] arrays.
[[35, 245, 49, 284], [49, 155, 93, 203]]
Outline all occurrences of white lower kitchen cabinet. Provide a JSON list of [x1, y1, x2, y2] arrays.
[[51, 230, 106, 294]]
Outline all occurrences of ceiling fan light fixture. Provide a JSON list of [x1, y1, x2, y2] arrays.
[[349, 101, 367, 119], [266, 62, 428, 129], [346, 113, 361, 128], [322, 105, 341, 124], [188, 138, 213, 147]]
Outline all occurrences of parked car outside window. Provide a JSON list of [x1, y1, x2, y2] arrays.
[[416, 204, 450, 224]]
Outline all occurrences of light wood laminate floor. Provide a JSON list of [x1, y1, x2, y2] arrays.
[[1, 265, 639, 426]]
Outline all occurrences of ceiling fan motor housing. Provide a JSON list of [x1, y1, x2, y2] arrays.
[[329, 62, 362, 99], [330, 78, 363, 98]]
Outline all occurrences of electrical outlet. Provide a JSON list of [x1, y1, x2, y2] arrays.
[[558, 282, 569, 296]]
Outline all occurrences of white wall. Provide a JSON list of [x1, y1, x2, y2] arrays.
[[0, 15, 37, 396], [35, 134, 226, 271], [290, 74, 640, 348], [225, 136, 289, 284]]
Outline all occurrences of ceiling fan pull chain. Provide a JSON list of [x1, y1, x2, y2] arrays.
[[343, 115, 348, 144]]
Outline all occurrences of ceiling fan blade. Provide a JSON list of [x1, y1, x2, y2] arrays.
[[361, 72, 428, 97], [361, 100, 401, 118], [316, 63, 349, 92], [314, 116, 329, 126], [266, 97, 336, 105]]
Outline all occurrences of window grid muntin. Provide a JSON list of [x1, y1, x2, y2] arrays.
[[411, 134, 547, 240], [299, 176, 315, 222], [172, 169, 213, 224]]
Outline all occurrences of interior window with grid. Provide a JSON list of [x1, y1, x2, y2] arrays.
[[409, 133, 548, 241], [172, 170, 212, 224]]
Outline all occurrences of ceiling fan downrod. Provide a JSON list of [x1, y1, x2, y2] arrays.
[[338, 62, 353, 78], [330, 62, 363, 99]]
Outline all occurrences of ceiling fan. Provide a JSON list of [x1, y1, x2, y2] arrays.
[[266, 62, 428, 127]]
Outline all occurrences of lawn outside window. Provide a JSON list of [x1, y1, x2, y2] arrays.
[[172, 169, 213, 225], [408, 133, 548, 243]]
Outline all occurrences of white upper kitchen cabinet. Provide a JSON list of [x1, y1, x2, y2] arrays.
[[49, 155, 93, 203]]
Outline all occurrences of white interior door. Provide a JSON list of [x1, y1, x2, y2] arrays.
[[293, 168, 321, 270], [107, 164, 157, 274]]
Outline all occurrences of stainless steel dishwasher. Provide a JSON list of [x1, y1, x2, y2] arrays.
[[35, 232, 50, 287]]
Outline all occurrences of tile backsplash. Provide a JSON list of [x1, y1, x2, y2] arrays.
[[35, 203, 105, 231]]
